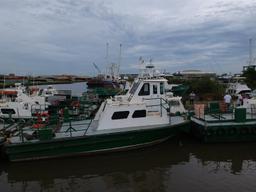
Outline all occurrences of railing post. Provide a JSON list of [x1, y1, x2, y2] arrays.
[[169, 101, 171, 115], [84, 119, 93, 136], [69, 120, 72, 137], [20, 121, 24, 143], [160, 98, 162, 117]]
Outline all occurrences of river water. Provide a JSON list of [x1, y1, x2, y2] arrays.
[[37, 82, 87, 96], [1, 83, 256, 191], [1, 138, 256, 192]]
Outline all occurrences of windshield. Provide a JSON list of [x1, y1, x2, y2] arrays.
[[129, 82, 140, 94]]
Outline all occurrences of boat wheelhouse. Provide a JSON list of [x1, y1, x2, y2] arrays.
[[92, 78, 174, 132]]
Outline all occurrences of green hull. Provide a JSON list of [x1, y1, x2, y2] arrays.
[[4, 122, 189, 162], [191, 120, 256, 143]]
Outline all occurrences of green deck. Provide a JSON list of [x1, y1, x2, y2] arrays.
[[191, 107, 256, 143]]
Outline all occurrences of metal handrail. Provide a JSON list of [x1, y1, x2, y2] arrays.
[[144, 97, 170, 117]]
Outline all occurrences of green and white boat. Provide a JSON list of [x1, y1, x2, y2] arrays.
[[2, 66, 189, 162]]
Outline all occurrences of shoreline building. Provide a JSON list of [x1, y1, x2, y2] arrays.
[[173, 70, 216, 80]]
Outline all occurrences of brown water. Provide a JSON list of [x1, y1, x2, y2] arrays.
[[1, 137, 256, 192]]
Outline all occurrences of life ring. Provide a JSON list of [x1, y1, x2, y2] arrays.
[[36, 112, 50, 124], [240, 127, 249, 135], [206, 128, 215, 136], [247, 127, 252, 134], [216, 128, 226, 136], [71, 101, 80, 108], [227, 127, 237, 135], [58, 108, 64, 116]]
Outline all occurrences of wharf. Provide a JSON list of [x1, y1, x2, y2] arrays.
[[191, 105, 256, 143]]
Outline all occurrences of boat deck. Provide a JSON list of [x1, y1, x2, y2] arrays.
[[191, 112, 256, 126], [7, 116, 188, 144]]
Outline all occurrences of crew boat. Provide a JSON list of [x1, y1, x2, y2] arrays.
[[0, 83, 49, 120], [3, 64, 189, 162]]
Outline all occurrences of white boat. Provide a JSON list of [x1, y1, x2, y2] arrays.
[[226, 77, 251, 96], [4, 63, 189, 162], [38, 85, 58, 97], [0, 83, 49, 119]]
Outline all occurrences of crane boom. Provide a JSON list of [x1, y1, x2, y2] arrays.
[[93, 62, 101, 74]]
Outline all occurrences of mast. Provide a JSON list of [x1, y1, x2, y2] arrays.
[[117, 43, 122, 78], [249, 38, 253, 65], [138, 56, 145, 78], [3, 75, 5, 89], [105, 42, 109, 79]]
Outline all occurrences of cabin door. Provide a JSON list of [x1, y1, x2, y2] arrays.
[[147, 83, 161, 113]]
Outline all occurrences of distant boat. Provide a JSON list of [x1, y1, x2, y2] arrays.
[[88, 44, 122, 90], [225, 77, 251, 96], [0, 83, 49, 120], [87, 76, 120, 89]]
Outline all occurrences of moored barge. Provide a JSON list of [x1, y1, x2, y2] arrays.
[[191, 102, 256, 143]]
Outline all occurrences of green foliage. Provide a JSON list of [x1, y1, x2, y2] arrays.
[[168, 77, 225, 100], [187, 78, 225, 100], [242, 67, 256, 89]]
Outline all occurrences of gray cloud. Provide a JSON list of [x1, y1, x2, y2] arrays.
[[0, 0, 256, 75]]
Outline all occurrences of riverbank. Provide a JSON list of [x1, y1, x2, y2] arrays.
[[0, 80, 87, 88]]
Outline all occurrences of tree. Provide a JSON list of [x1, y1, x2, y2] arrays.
[[168, 77, 225, 101], [243, 67, 256, 89], [187, 77, 224, 100]]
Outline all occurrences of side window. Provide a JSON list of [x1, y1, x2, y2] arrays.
[[112, 111, 129, 120], [139, 83, 150, 96], [153, 84, 158, 94], [160, 82, 164, 95], [1, 108, 16, 114], [132, 110, 146, 118]]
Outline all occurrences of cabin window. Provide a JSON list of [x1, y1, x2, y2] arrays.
[[38, 89, 43, 96], [1, 108, 16, 114], [139, 83, 150, 96], [160, 82, 164, 94], [132, 110, 146, 118], [112, 111, 129, 120], [153, 84, 158, 94]]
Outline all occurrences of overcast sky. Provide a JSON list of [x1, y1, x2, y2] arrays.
[[0, 0, 256, 76]]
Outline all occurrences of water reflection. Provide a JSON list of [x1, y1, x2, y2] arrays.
[[189, 142, 256, 174], [1, 138, 256, 191]]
